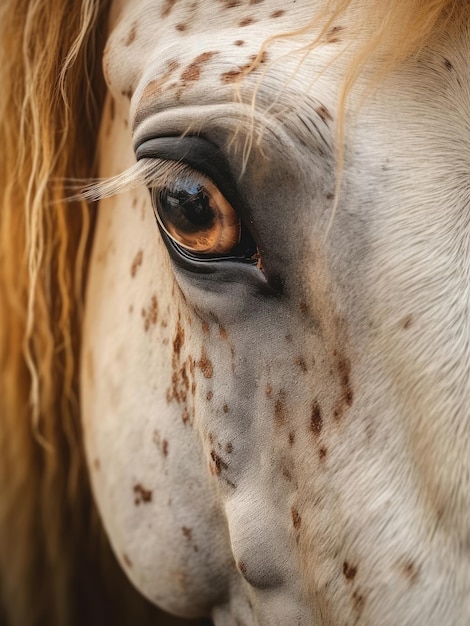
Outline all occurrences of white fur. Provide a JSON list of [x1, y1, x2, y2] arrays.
[[81, 2, 470, 624]]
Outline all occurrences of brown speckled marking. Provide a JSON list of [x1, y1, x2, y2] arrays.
[[130, 250, 143, 277], [226, 442, 233, 453], [162, 439, 169, 457], [319, 446, 327, 461], [310, 401, 323, 436], [271, 9, 285, 17], [181, 51, 219, 83], [206, 391, 213, 401], [325, 25, 345, 43], [343, 561, 357, 581], [161, 0, 177, 17], [291, 507, 301, 529], [219, 324, 228, 340], [238, 560, 247, 575], [352, 590, 366, 615], [182, 526, 192, 540], [223, 403, 229, 413], [133, 483, 153, 505], [239, 16, 256, 27], [288, 432, 295, 445], [133, 60, 180, 127], [173, 322, 185, 358], [399, 559, 420, 585], [221, 51, 267, 84], [234, 39, 245, 46], [122, 553, 133, 568], [124, 23, 137, 46], [295, 357, 307, 373], [316, 105, 333, 124], [402, 314, 413, 329], [443, 58, 453, 71], [141, 295, 158, 331], [210, 449, 228, 475], [265, 384, 273, 398], [198, 348, 213, 378], [333, 351, 353, 419], [176, 23, 187, 31], [220, 0, 242, 6]]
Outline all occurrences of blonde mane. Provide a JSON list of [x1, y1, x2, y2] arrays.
[[0, 0, 461, 623]]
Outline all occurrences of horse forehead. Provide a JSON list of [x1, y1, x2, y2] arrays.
[[105, 0, 320, 96]]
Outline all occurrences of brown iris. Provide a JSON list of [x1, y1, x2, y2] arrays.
[[153, 174, 241, 255]]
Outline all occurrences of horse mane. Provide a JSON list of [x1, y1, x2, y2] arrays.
[[0, 0, 461, 624]]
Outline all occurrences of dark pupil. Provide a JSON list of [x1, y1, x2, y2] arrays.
[[160, 183, 214, 234]]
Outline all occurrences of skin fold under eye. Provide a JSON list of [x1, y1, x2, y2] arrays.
[[151, 169, 241, 255]]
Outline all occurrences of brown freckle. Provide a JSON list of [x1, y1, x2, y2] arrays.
[[274, 389, 287, 425], [444, 58, 453, 71], [206, 391, 213, 401], [270, 9, 285, 17], [402, 314, 413, 329], [310, 401, 323, 436], [325, 25, 345, 43], [291, 507, 301, 529], [338, 356, 353, 407], [219, 324, 228, 340], [197, 349, 213, 378], [130, 250, 143, 277], [142, 295, 158, 331], [226, 442, 233, 453], [316, 105, 333, 124], [124, 23, 137, 46], [282, 466, 292, 482], [265, 384, 273, 398], [295, 357, 307, 373], [319, 447, 327, 461], [326, 192, 334, 200], [299, 301, 308, 314], [288, 432, 295, 446], [121, 88, 132, 99], [352, 590, 366, 614], [210, 449, 228, 475], [238, 560, 247, 575], [208, 432, 215, 444], [285, 334, 293, 342], [162, 440, 169, 457], [122, 554, 133, 568], [202, 320, 209, 334], [239, 16, 255, 27], [173, 322, 185, 357], [133, 483, 153, 505], [223, 403, 229, 413], [400, 559, 420, 584], [343, 561, 357, 581], [182, 526, 192, 540], [176, 23, 187, 31], [234, 39, 245, 46], [161, 0, 177, 17], [181, 51, 219, 83]]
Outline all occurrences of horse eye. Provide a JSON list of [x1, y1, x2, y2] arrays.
[[151, 174, 241, 255]]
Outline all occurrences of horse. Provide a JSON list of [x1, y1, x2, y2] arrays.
[[0, 0, 469, 624]]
